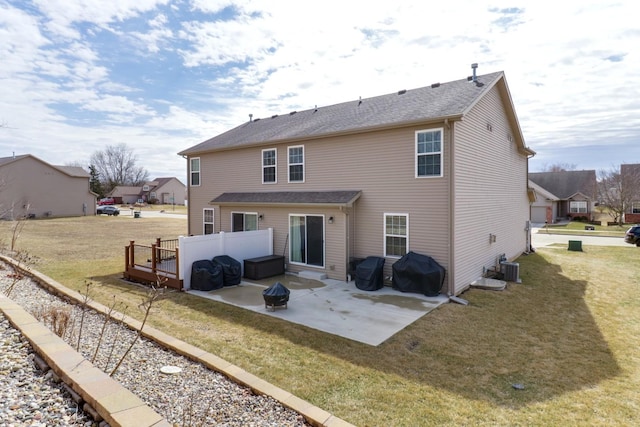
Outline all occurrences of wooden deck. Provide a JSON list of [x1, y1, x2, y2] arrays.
[[124, 238, 182, 290]]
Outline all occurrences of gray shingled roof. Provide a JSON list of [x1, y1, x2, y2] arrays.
[[0, 154, 89, 177], [211, 191, 362, 206], [180, 72, 505, 155], [529, 171, 597, 200]]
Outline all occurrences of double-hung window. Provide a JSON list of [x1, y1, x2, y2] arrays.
[[190, 157, 200, 186], [232, 212, 258, 232], [632, 202, 640, 214], [570, 201, 587, 213], [416, 129, 443, 178], [203, 208, 214, 235], [384, 214, 408, 258], [288, 146, 304, 182], [262, 148, 277, 183]]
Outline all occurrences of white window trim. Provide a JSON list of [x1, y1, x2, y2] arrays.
[[262, 148, 277, 184], [415, 128, 444, 178], [632, 202, 640, 214], [384, 213, 409, 258], [231, 211, 259, 232], [288, 213, 325, 268], [288, 145, 305, 183], [570, 201, 587, 213], [190, 157, 201, 187], [203, 208, 214, 235]]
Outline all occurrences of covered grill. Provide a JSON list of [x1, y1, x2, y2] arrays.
[[262, 282, 290, 311]]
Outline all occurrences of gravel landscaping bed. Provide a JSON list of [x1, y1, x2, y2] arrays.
[[0, 264, 309, 426]]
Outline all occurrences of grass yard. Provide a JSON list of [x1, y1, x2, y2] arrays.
[[1, 216, 639, 426], [542, 221, 630, 237]]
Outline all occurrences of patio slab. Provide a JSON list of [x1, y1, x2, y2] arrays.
[[188, 276, 448, 346]]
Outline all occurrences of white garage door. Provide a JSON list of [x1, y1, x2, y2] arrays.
[[531, 206, 547, 224]]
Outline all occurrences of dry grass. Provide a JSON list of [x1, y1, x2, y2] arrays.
[[1, 216, 639, 426]]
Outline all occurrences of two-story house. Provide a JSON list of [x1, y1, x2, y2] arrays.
[[0, 154, 96, 219], [179, 70, 535, 296]]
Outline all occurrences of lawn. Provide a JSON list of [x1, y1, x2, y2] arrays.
[[1, 216, 639, 426], [541, 221, 629, 237]]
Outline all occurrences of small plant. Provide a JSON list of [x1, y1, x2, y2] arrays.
[[76, 281, 93, 351], [104, 306, 128, 372], [3, 250, 34, 298], [91, 295, 120, 364], [33, 305, 73, 338], [110, 280, 169, 377]]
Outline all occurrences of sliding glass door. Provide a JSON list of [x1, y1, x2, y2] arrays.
[[289, 214, 324, 267]]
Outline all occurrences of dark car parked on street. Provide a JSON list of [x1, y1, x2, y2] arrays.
[[96, 206, 120, 216], [624, 225, 640, 246]]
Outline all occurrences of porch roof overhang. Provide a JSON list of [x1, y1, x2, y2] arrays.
[[210, 190, 362, 208]]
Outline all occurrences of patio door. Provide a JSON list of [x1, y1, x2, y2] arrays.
[[289, 214, 324, 267]]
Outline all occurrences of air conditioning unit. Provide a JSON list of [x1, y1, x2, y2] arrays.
[[500, 262, 521, 283]]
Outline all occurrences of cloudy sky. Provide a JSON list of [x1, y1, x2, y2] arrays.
[[1, 0, 638, 181]]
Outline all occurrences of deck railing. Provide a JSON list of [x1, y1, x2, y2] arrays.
[[124, 238, 182, 289]]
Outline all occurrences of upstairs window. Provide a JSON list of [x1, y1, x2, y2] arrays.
[[190, 157, 200, 186], [384, 213, 408, 258], [416, 129, 443, 178], [262, 148, 277, 183], [288, 145, 304, 182], [203, 208, 214, 235], [232, 212, 258, 232], [570, 201, 587, 213], [633, 202, 640, 214]]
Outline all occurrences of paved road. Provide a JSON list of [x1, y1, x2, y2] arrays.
[[121, 208, 187, 220], [531, 228, 630, 248]]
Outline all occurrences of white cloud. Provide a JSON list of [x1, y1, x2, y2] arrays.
[[1, 0, 639, 178]]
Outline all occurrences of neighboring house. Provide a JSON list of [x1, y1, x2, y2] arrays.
[[178, 70, 535, 296], [0, 154, 96, 219], [528, 180, 559, 224], [621, 164, 640, 223], [529, 170, 597, 222], [108, 186, 142, 204], [107, 177, 186, 205]]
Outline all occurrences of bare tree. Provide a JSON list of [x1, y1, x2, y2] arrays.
[[598, 164, 640, 225], [89, 144, 149, 193], [539, 162, 577, 172]]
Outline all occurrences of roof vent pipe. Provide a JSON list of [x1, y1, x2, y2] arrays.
[[249, 114, 253, 122], [471, 63, 478, 82]]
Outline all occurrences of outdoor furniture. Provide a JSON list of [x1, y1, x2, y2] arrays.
[[212, 255, 242, 286], [190, 260, 223, 291], [243, 255, 285, 280], [262, 282, 290, 311], [392, 251, 445, 296], [355, 256, 385, 291]]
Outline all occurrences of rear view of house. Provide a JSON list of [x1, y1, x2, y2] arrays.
[[0, 154, 96, 219], [179, 69, 535, 296]]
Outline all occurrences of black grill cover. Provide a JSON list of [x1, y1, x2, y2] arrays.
[[262, 282, 290, 306], [190, 260, 224, 291], [212, 255, 241, 286], [355, 256, 385, 291], [392, 251, 445, 296]]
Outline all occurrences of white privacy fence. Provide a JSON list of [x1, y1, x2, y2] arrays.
[[178, 228, 274, 290]]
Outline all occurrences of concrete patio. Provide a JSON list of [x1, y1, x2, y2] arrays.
[[188, 274, 449, 346]]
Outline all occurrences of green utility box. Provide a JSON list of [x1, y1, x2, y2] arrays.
[[568, 240, 582, 251]]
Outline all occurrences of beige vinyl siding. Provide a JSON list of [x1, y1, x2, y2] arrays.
[[213, 205, 347, 279], [186, 125, 452, 283], [452, 86, 529, 295], [0, 156, 95, 219]]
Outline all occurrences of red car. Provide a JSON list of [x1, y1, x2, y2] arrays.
[[98, 198, 115, 205]]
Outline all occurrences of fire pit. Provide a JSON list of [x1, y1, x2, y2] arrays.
[[262, 282, 290, 311]]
